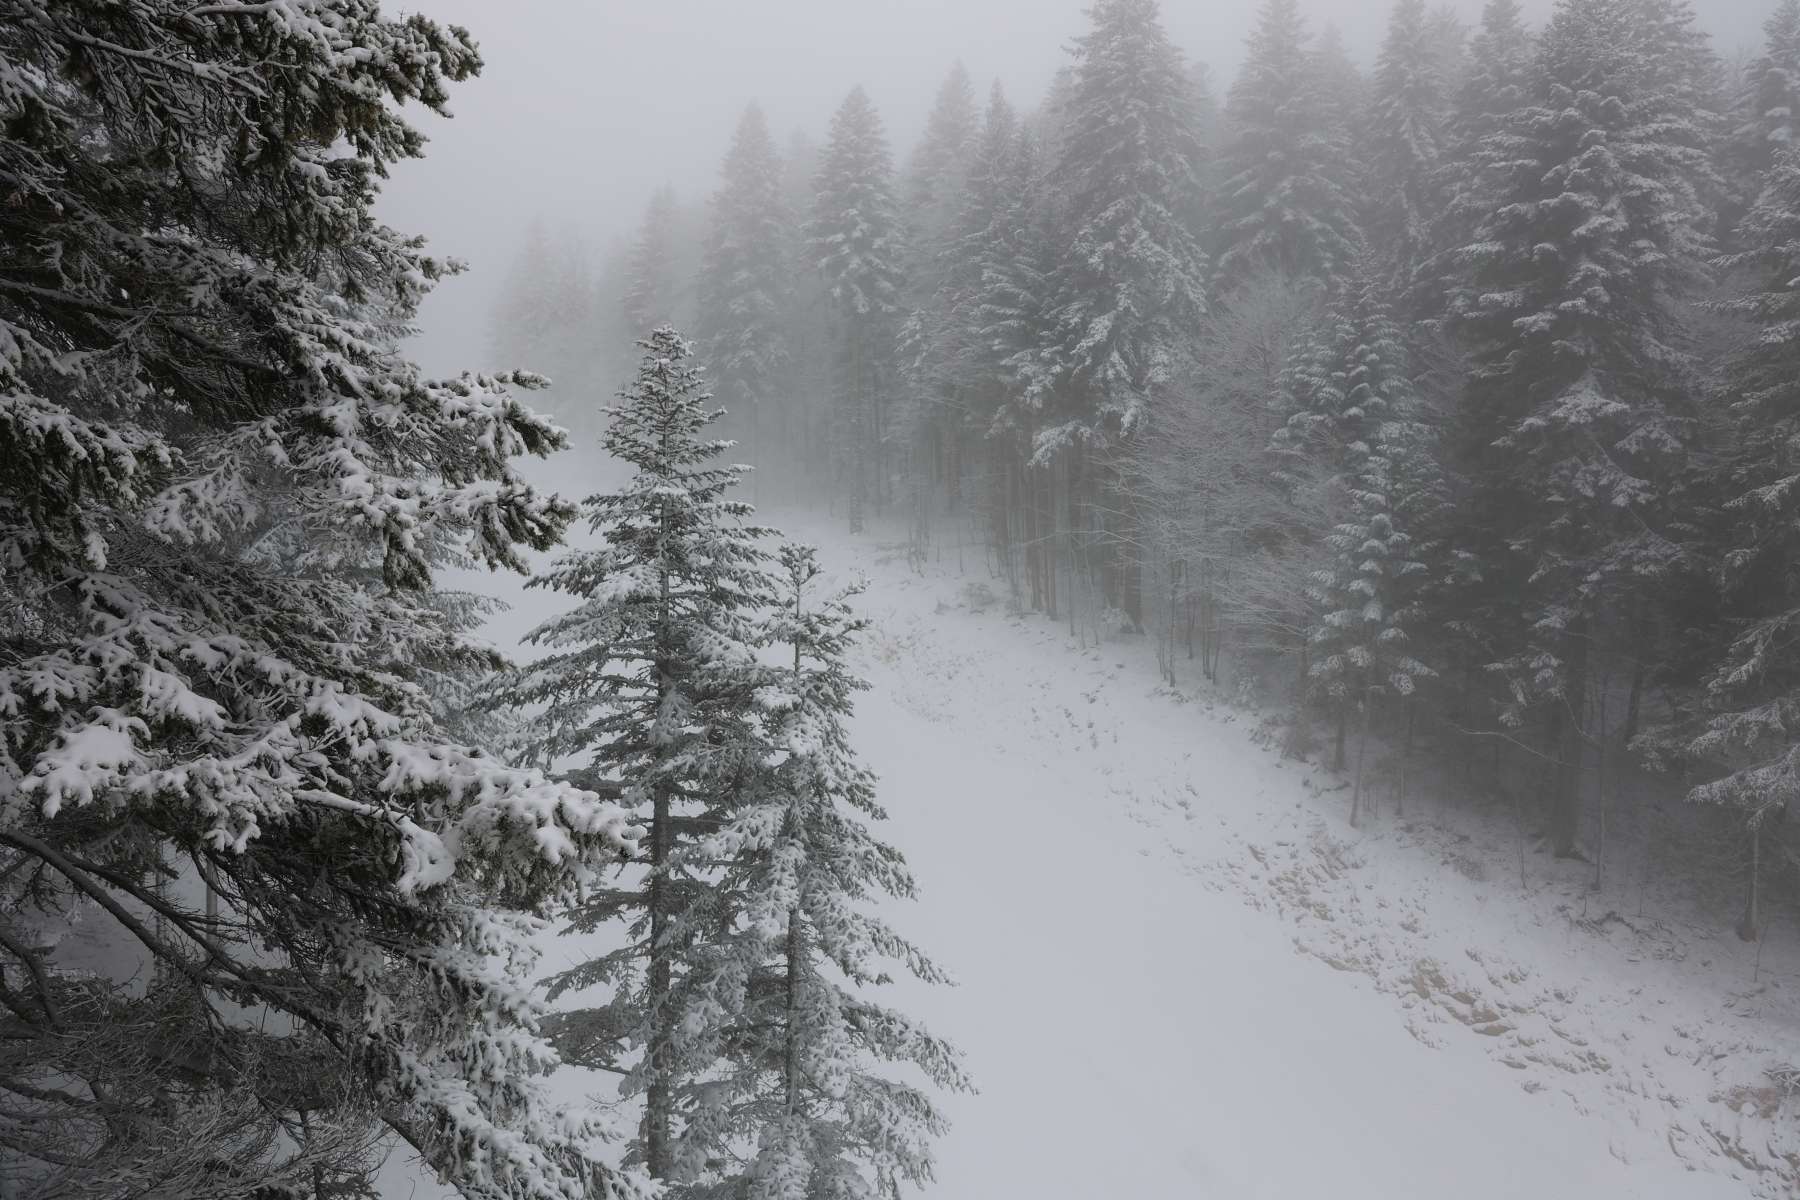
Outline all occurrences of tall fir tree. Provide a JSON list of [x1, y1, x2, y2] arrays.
[[1731, 0, 1800, 196], [1274, 273, 1434, 783], [942, 88, 1039, 459], [1213, 0, 1365, 290], [1024, 0, 1209, 626], [809, 87, 906, 532], [624, 185, 682, 337], [492, 221, 601, 432], [0, 5, 647, 1198], [1445, 0, 1716, 856], [1424, 3, 1471, 94], [675, 545, 970, 1200], [904, 62, 982, 300], [496, 328, 777, 1185], [1029, 0, 1208, 445], [1641, 147, 1800, 937], [696, 104, 793, 484], [1365, 0, 1452, 273], [1415, 0, 1536, 315]]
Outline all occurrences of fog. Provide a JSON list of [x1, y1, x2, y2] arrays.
[[383, 0, 1769, 375]]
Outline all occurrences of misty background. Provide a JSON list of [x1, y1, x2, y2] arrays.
[[384, 0, 1768, 377]]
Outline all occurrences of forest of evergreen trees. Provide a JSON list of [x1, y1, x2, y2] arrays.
[[10, 0, 1800, 1196], [498, 0, 1800, 946]]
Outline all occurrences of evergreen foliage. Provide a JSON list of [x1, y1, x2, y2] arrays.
[[0, 5, 645, 1198]]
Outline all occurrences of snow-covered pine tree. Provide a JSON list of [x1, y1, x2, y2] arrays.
[[1445, 0, 1716, 857], [1313, 22, 1372, 153], [492, 222, 603, 435], [1023, 0, 1208, 626], [1424, 3, 1471, 94], [904, 62, 981, 302], [1213, 0, 1365, 291], [1412, 0, 1535, 317], [492, 218, 562, 377], [497, 328, 777, 1185], [624, 185, 682, 337], [496, 327, 775, 1184], [928, 85, 1027, 487], [779, 129, 838, 499], [671, 544, 970, 1200], [0, 5, 646, 1199], [1638, 147, 1800, 938], [1730, 0, 1800, 197], [809, 87, 907, 533], [1274, 273, 1433, 786], [697, 104, 793, 489], [1365, 0, 1452, 274]]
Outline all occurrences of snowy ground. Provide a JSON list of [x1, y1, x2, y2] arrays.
[[388, 499, 1800, 1198]]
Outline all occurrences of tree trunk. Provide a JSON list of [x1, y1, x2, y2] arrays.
[[1350, 693, 1372, 827], [645, 782, 672, 1179], [1551, 628, 1589, 859], [784, 906, 804, 1111], [1739, 823, 1761, 943], [1334, 701, 1347, 772]]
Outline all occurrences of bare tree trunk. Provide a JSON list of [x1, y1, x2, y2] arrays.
[[1334, 702, 1347, 772], [1739, 823, 1762, 943], [1350, 693, 1372, 828], [1592, 675, 1608, 892], [1551, 628, 1589, 859]]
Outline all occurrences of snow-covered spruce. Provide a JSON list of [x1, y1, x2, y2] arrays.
[[1443, 0, 1717, 858], [1639, 146, 1800, 938], [1212, 0, 1365, 291], [1024, 0, 1209, 460], [1363, 0, 1451, 275], [697, 103, 795, 486], [673, 544, 970, 1200], [0, 4, 642, 1198], [491, 219, 609, 438], [1273, 272, 1435, 802], [494, 327, 779, 1184], [809, 87, 907, 534], [624, 186, 684, 340]]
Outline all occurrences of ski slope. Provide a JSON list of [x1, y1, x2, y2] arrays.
[[386, 500, 1793, 1198]]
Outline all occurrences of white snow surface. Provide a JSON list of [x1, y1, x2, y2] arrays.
[[389, 505, 1800, 1198]]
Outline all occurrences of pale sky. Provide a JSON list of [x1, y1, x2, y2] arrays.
[[380, 0, 1771, 374]]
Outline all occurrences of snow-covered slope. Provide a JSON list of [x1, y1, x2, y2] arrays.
[[784, 513, 1797, 1199], [386, 504, 1798, 1198]]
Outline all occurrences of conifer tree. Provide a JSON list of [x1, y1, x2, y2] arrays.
[[1731, 0, 1800, 193], [1274, 275, 1433, 784], [1445, 0, 1716, 857], [624, 185, 682, 336], [1366, 0, 1452, 272], [929, 85, 1031, 459], [1414, 0, 1535, 315], [1424, 3, 1471, 94], [697, 104, 793, 480], [810, 87, 906, 532], [0, 6, 645, 1198], [496, 328, 777, 1184], [492, 221, 602, 431], [1030, 0, 1208, 442], [1640, 147, 1800, 937], [492, 218, 562, 373], [904, 62, 982, 299], [1214, 0, 1365, 290], [1022, 0, 1208, 625], [675, 545, 970, 1200]]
